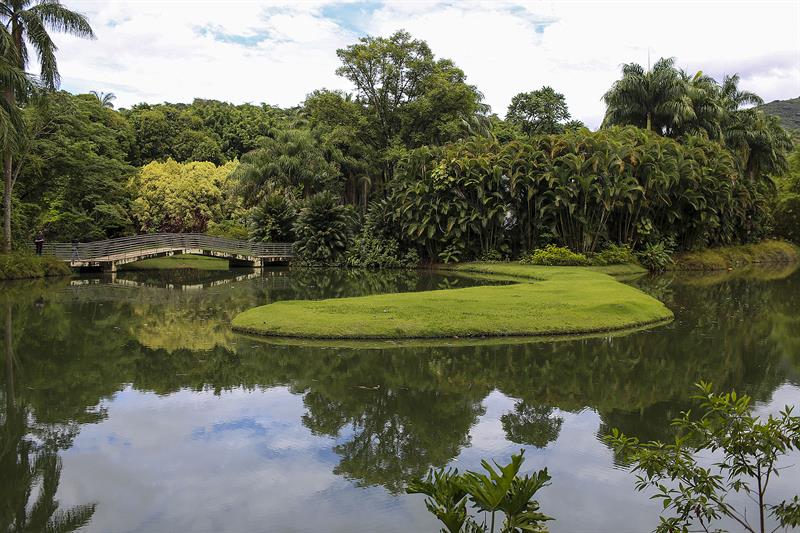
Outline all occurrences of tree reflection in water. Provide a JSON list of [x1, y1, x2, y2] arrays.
[[0, 265, 797, 498], [1, 303, 96, 532]]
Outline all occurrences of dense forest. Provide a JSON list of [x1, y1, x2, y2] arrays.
[[1, 24, 797, 265]]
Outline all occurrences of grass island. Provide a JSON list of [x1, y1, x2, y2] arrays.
[[119, 253, 231, 271], [231, 263, 673, 339]]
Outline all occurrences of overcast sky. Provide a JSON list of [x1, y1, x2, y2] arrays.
[[54, 0, 800, 128]]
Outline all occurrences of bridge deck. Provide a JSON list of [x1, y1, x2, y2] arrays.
[[38, 233, 294, 270]]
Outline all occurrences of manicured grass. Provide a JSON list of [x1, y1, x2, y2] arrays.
[[231, 263, 672, 339], [671, 240, 799, 271], [0, 252, 71, 280], [120, 253, 230, 271], [441, 261, 648, 280]]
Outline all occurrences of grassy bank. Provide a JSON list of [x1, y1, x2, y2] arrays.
[[120, 253, 230, 271], [441, 261, 648, 279], [671, 240, 799, 271], [0, 253, 71, 280], [231, 263, 672, 339]]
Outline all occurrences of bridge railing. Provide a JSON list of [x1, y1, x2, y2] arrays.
[[38, 233, 294, 261]]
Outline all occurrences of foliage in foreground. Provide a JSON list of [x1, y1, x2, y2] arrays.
[[606, 382, 800, 533], [407, 450, 552, 533]]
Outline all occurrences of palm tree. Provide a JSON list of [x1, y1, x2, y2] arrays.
[[602, 57, 693, 136], [0, 28, 29, 253], [90, 90, 115, 108], [718, 75, 790, 180], [683, 71, 723, 139], [719, 74, 763, 112], [0, 0, 94, 252]]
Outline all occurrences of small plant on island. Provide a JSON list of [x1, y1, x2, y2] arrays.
[[605, 382, 800, 533], [520, 245, 590, 266], [636, 240, 676, 272], [407, 450, 552, 533]]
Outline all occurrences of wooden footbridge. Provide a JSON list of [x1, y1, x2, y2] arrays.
[[40, 233, 294, 272]]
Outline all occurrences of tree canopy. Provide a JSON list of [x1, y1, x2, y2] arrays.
[[0, 28, 794, 261]]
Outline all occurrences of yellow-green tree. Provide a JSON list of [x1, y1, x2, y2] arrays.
[[130, 159, 239, 233]]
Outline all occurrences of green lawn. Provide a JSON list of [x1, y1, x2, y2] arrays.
[[120, 253, 230, 271], [231, 263, 672, 339]]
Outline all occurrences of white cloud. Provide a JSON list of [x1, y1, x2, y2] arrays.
[[47, 0, 800, 127]]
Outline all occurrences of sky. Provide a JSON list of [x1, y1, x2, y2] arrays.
[[52, 0, 800, 128]]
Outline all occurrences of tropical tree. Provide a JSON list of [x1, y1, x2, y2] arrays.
[[89, 90, 115, 108], [676, 70, 723, 140], [293, 191, 356, 265], [234, 129, 340, 204], [130, 159, 238, 233], [719, 74, 763, 113], [14, 91, 135, 242], [602, 57, 693, 135], [0, 0, 94, 251], [303, 89, 376, 208], [0, 30, 28, 252], [505, 86, 572, 136], [248, 190, 296, 243], [723, 107, 792, 181], [335, 30, 486, 186]]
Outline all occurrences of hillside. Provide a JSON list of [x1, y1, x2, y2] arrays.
[[760, 97, 800, 131]]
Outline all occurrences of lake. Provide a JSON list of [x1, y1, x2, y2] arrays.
[[1, 265, 798, 532]]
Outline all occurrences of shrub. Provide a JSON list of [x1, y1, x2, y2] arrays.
[[636, 241, 675, 272], [592, 243, 637, 265], [0, 253, 71, 280], [438, 244, 463, 264], [521, 245, 590, 266], [774, 192, 800, 244], [477, 249, 505, 262], [206, 220, 249, 240], [293, 192, 356, 266], [248, 192, 297, 243], [346, 229, 419, 269]]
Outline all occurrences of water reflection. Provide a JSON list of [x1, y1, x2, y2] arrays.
[[0, 266, 798, 532], [1, 304, 97, 532]]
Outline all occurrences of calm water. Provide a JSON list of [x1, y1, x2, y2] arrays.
[[1, 265, 799, 532]]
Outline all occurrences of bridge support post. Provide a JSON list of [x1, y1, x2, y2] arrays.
[[228, 257, 257, 268], [102, 261, 117, 273]]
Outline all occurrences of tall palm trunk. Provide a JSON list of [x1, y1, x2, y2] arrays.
[[2, 150, 11, 253], [2, 86, 13, 253], [2, 88, 12, 253], [2, 24, 24, 253]]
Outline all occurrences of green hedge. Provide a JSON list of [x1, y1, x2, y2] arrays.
[[0, 253, 72, 280]]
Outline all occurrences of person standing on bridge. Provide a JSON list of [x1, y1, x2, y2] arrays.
[[34, 232, 45, 255], [71, 240, 79, 261]]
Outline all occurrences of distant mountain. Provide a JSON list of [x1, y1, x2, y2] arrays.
[[759, 97, 800, 131]]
